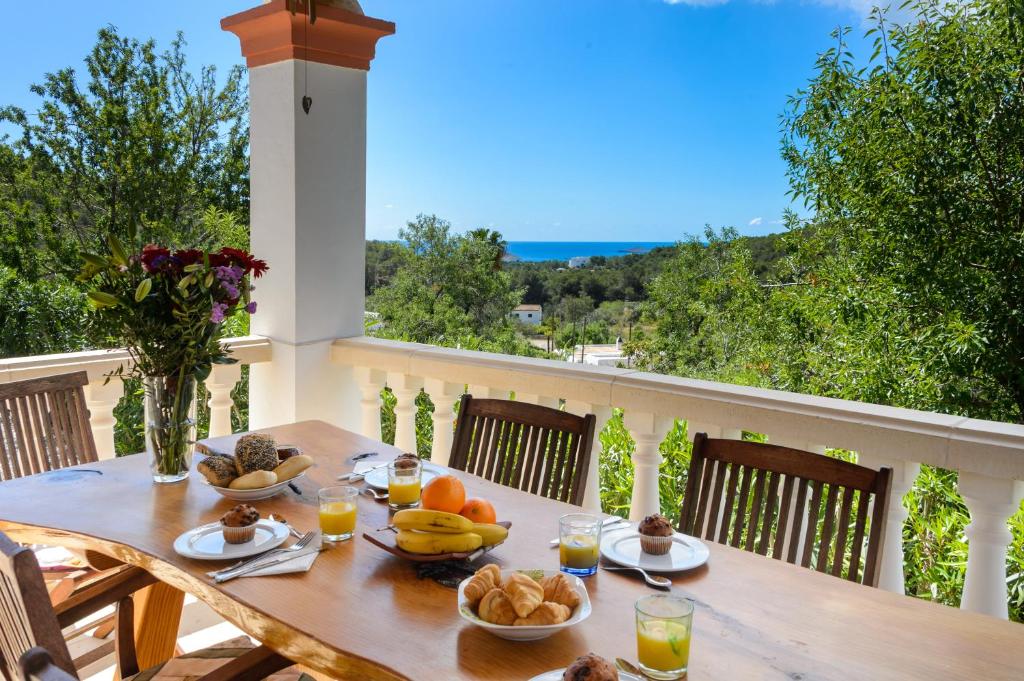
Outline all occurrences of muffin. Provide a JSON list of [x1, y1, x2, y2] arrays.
[[562, 653, 618, 681], [220, 504, 260, 544], [234, 433, 280, 476], [638, 513, 674, 555], [394, 452, 419, 470]]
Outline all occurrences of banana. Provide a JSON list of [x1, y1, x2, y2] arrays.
[[392, 509, 474, 534], [471, 523, 509, 546], [395, 529, 483, 555]]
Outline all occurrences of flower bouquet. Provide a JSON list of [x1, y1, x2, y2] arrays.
[[80, 235, 267, 482]]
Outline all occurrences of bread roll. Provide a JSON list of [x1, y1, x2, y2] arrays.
[[229, 469, 277, 490], [272, 454, 314, 482]]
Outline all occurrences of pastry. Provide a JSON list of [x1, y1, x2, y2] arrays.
[[220, 504, 260, 544], [504, 572, 544, 618], [539, 572, 581, 609], [513, 601, 571, 626], [272, 454, 314, 482], [477, 588, 517, 626], [463, 564, 502, 607], [233, 433, 280, 475], [276, 445, 302, 461], [229, 470, 277, 490], [394, 453, 419, 470], [638, 513, 675, 555], [196, 455, 237, 487], [562, 653, 618, 681]]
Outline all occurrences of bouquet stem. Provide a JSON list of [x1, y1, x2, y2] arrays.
[[144, 372, 197, 483]]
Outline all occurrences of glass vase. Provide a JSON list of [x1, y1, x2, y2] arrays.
[[144, 373, 197, 483]]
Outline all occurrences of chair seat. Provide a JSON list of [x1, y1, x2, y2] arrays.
[[126, 637, 314, 681]]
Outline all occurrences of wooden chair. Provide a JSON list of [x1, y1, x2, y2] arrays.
[[448, 395, 596, 506], [0, 371, 98, 480], [679, 433, 892, 586], [0, 532, 309, 681]]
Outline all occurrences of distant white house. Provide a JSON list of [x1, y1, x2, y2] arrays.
[[567, 256, 590, 269], [566, 337, 630, 367], [510, 304, 543, 325]]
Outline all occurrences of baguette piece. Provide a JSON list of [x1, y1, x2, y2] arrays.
[[229, 469, 277, 490]]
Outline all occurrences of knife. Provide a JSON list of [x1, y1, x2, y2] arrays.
[[336, 461, 389, 481], [213, 549, 317, 583]]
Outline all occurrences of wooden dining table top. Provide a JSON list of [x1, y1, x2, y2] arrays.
[[0, 420, 1021, 680]]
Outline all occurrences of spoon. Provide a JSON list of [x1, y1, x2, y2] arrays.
[[601, 565, 672, 589], [615, 658, 655, 679], [361, 487, 389, 501]]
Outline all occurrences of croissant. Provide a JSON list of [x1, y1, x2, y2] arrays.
[[464, 564, 502, 607], [513, 601, 571, 626], [504, 572, 544, 618], [478, 588, 517, 626], [539, 573, 581, 609]]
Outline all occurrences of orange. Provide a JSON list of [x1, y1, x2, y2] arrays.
[[459, 498, 497, 524], [420, 475, 466, 514]]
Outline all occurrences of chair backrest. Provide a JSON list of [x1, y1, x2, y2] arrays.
[[0, 372, 97, 481], [448, 396, 597, 506], [0, 532, 76, 680], [679, 434, 892, 586]]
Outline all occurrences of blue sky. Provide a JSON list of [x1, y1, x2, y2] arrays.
[[0, 1, 879, 241]]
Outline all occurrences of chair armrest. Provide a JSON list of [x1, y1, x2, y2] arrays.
[[55, 565, 158, 629]]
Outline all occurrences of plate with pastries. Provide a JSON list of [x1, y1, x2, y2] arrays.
[[457, 566, 592, 641], [196, 433, 314, 501], [530, 653, 643, 681]]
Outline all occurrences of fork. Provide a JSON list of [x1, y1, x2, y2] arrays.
[[207, 531, 316, 579]]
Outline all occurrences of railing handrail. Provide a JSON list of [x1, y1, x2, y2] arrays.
[[0, 335, 273, 383], [331, 335, 1024, 481]]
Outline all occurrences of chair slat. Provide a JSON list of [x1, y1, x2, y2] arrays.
[[786, 477, 809, 564], [772, 474, 795, 560], [832, 486, 856, 577], [510, 424, 535, 490], [500, 422, 524, 487], [816, 484, 841, 573], [13, 397, 39, 476], [718, 463, 742, 545], [730, 466, 754, 548], [686, 453, 713, 536], [472, 417, 495, 477], [485, 419, 510, 482], [757, 470, 780, 556], [0, 401, 17, 480], [847, 490, 871, 583], [705, 459, 729, 542], [800, 481, 824, 569], [746, 469, 768, 553]]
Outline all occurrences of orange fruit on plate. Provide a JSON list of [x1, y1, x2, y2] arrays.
[[459, 497, 497, 524], [421, 475, 466, 514]]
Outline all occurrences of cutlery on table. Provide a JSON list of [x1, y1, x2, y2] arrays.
[[207, 531, 316, 579], [268, 514, 303, 539], [347, 451, 378, 463], [337, 461, 389, 482], [548, 516, 627, 546], [361, 487, 389, 501], [213, 542, 319, 583], [601, 564, 672, 590], [615, 658, 655, 679]]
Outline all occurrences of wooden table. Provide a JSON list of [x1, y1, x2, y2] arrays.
[[0, 421, 1021, 680]]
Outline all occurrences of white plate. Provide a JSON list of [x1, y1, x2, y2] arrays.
[[362, 461, 445, 491], [202, 472, 306, 501], [600, 526, 709, 573], [530, 669, 642, 681], [173, 520, 288, 560], [457, 569, 592, 641]]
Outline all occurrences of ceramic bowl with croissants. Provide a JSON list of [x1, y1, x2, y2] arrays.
[[457, 565, 592, 641]]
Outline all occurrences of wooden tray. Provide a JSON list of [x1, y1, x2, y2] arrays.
[[362, 521, 512, 563]]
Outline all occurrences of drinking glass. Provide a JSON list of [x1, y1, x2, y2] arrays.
[[635, 594, 694, 680], [558, 513, 601, 577], [388, 459, 422, 510], [318, 486, 358, 541]]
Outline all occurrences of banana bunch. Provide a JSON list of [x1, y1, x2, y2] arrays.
[[392, 509, 509, 555]]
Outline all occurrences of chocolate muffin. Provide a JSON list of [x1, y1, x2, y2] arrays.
[[637, 513, 674, 555], [562, 653, 618, 681], [220, 504, 260, 544]]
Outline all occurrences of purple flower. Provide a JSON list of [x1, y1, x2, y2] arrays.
[[245, 301, 257, 314], [210, 302, 228, 324]]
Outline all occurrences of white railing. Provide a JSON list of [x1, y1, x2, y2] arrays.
[[0, 336, 272, 459], [331, 335, 1024, 620]]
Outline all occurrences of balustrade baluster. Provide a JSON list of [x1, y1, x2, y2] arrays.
[[355, 367, 385, 441], [388, 373, 423, 454], [564, 401, 611, 513], [205, 363, 242, 437], [85, 377, 123, 459], [424, 378, 460, 466], [855, 453, 918, 594], [624, 411, 673, 520]]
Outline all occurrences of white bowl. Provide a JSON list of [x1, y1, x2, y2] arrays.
[[457, 569, 592, 641], [202, 472, 305, 501]]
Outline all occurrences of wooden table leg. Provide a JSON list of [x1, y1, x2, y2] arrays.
[[123, 582, 185, 673]]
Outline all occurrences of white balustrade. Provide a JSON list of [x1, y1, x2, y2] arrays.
[[388, 372, 423, 454], [84, 378, 124, 460], [856, 453, 920, 594], [959, 472, 1024, 618], [355, 367, 385, 442], [624, 411, 674, 520], [206, 363, 243, 438], [565, 401, 612, 513], [424, 378, 460, 465]]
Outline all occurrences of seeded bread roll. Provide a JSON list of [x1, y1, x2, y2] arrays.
[[196, 455, 238, 488], [234, 433, 280, 476]]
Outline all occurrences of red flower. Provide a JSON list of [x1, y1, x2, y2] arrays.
[[141, 245, 171, 273], [174, 249, 204, 267], [219, 247, 269, 278]]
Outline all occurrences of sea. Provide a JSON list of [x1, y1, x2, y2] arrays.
[[503, 241, 674, 263]]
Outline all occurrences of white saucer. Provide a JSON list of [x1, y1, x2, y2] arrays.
[[600, 526, 709, 573], [173, 520, 288, 560], [530, 669, 642, 681], [362, 461, 445, 491]]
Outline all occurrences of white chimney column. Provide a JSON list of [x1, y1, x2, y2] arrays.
[[223, 1, 393, 429]]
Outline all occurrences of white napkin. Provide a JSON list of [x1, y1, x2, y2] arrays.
[[353, 460, 385, 475], [238, 533, 323, 578]]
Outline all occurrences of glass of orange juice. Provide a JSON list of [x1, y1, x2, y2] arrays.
[[635, 594, 694, 680], [318, 486, 358, 541], [387, 458, 422, 510], [559, 513, 601, 577]]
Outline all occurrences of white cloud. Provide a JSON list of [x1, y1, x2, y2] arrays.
[[748, 217, 763, 226]]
